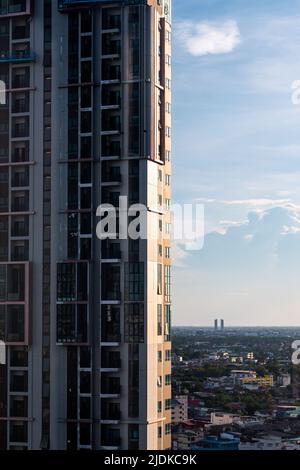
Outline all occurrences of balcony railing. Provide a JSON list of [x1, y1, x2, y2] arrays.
[[0, 50, 36, 63], [101, 90, 121, 108], [102, 290, 121, 302], [101, 141, 121, 159], [101, 410, 121, 421], [11, 173, 29, 187], [12, 100, 29, 114], [12, 74, 30, 89], [11, 221, 29, 237], [0, 0, 30, 16], [101, 436, 121, 448], [12, 25, 30, 40], [102, 15, 121, 32], [102, 118, 121, 134], [102, 168, 121, 184], [12, 148, 28, 162], [101, 332, 121, 343], [101, 384, 121, 395], [102, 244, 121, 260], [101, 358, 121, 369], [101, 68, 121, 82], [11, 198, 28, 212], [12, 124, 29, 138], [102, 41, 121, 57]]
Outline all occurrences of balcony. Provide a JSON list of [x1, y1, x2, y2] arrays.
[[0, 262, 30, 346], [101, 330, 121, 344], [12, 146, 29, 162], [101, 65, 121, 84], [101, 242, 121, 262], [101, 290, 121, 303], [11, 169, 29, 188], [11, 194, 29, 212], [12, 98, 29, 114], [12, 123, 29, 138], [100, 408, 121, 424], [101, 435, 121, 450], [11, 219, 29, 237], [101, 90, 121, 110], [12, 24, 30, 40], [101, 138, 120, 160], [102, 40, 121, 59], [102, 14, 121, 33], [0, 49, 36, 63], [101, 381, 121, 398], [12, 73, 30, 89], [101, 190, 120, 209], [0, 0, 31, 17], [101, 353, 121, 372], [101, 166, 121, 186], [101, 115, 121, 136]]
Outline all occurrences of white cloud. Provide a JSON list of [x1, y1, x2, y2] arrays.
[[176, 20, 241, 57], [220, 198, 291, 208]]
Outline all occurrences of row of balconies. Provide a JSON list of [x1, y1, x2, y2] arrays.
[[101, 350, 121, 370], [101, 64, 121, 83], [0, 146, 29, 164], [0, 217, 29, 238], [101, 163, 121, 185], [102, 137, 120, 159], [0, 72, 30, 90], [0, 49, 35, 63], [102, 39, 121, 58], [101, 403, 121, 423], [101, 115, 120, 135], [101, 89, 121, 109], [11, 122, 29, 138], [0, 191, 29, 212], [0, 23, 29, 41], [102, 13, 121, 32], [0, 0, 30, 17]]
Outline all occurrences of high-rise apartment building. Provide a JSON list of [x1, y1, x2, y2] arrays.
[[0, 0, 172, 450]]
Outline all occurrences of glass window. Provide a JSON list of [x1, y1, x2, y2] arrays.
[[157, 305, 162, 336], [165, 374, 171, 386], [125, 303, 144, 343], [165, 423, 171, 435], [124, 262, 144, 301]]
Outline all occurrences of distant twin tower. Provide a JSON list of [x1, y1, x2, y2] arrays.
[[214, 319, 225, 331]]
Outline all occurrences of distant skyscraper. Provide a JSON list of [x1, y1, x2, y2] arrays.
[[221, 319, 225, 331], [0, 0, 172, 451], [214, 319, 218, 331]]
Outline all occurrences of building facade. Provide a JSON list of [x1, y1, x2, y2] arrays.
[[0, 0, 172, 450], [171, 395, 188, 424]]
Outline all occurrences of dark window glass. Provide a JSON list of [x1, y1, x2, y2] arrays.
[[125, 262, 144, 301], [125, 304, 144, 343], [10, 347, 27, 367]]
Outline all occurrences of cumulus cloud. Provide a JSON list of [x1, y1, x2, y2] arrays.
[[176, 20, 241, 57], [173, 206, 300, 326]]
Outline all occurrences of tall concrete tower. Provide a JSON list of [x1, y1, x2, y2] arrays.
[[0, 0, 172, 450]]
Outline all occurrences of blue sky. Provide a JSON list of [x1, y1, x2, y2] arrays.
[[172, 0, 300, 326]]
